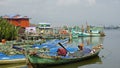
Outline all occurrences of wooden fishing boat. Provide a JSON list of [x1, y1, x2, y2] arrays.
[[0, 43, 26, 65], [0, 53, 26, 64], [72, 30, 105, 37], [71, 26, 105, 37], [3, 38, 68, 65], [31, 38, 69, 49], [26, 44, 103, 68]]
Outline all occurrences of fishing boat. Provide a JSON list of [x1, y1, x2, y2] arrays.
[[71, 29, 105, 37], [0, 43, 26, 65], [3, 38, 69, 65], [26, 44, 103, 68], [0, 52, 26, 64], [71, 25, 105, 37], [31, 38, 69, 49]]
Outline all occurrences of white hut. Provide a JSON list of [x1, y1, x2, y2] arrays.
[[25, 27, 36, 35]]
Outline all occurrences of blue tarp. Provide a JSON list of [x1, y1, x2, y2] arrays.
[[0, 52, 25, 60], [32, 38, 68, 49]]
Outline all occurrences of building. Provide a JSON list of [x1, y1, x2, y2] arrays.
[[25, 27, 37, 35], [2, 14, 30, 28], [37, 23, 52, 34], [38, 23, 51, 29]]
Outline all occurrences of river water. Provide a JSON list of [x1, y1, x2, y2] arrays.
[[0, 29, 120, 68]]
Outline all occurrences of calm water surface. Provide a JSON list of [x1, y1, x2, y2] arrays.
[[1, 30, 120, 68]]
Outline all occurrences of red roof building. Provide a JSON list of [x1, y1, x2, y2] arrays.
[[2, 14, 30, 28]]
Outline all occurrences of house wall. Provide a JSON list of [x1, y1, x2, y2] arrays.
[[20, 19, 30, 27], [8, 18, 30, 27]]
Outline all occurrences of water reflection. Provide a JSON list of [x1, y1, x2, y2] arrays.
[[72, 37, 104, 46]]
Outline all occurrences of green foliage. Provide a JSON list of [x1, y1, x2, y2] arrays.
[[0, 17, 19, 41]]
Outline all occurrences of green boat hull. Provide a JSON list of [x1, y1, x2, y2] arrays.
[[28, 48, 101, 68]]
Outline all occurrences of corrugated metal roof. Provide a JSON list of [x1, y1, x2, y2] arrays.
[[2, 14, 29, 19]]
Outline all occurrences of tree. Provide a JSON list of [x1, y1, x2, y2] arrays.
[[0, 17, 19, 41]]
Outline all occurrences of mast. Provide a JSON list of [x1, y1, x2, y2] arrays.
[[86, 21, 90, 33]]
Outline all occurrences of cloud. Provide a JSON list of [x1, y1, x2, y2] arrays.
[[56, 0, 80, 6], [56, 0, 96, 7], [88, 0, 96, 6], [0, 0, 6, 5]]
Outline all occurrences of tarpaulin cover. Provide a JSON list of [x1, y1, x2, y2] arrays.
[[0, 52, 25, 60]]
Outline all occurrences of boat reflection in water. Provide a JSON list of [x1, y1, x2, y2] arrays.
[[71, 37, 104, 46]]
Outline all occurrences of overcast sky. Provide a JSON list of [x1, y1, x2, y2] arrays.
[[0, 0, 120, 27]]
